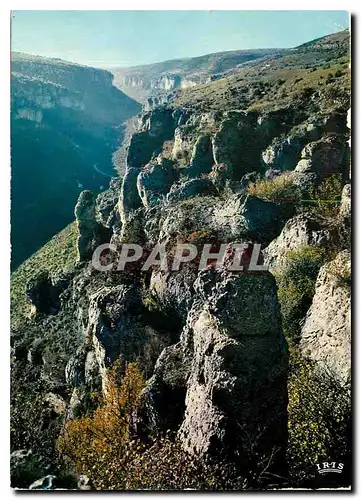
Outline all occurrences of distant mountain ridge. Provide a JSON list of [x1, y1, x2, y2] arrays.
[[111, 48, 286, 103], [111, 29, 349, 104]]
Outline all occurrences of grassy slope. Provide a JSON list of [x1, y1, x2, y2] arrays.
[[11, 222, 78, 330]]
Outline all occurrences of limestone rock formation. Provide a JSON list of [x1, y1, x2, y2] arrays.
[[212, 111, 265, 179], [262, 137, 301, 172], [294, 135, 348, 181], [300, 250, 351, 385], [188, 134, 214, 177], [139, 343, 191, 437], [138, 267, 289, 470], [264, 214, 334, 271], [167, 178, 216, 204], [161, 269, 287, 465], [137, 158, 175, 207], [75, 190, 101, 262], [213, 193, 282, 244], [10, 30, 352, 489]]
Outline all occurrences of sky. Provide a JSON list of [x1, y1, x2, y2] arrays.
[[11, 10, 350, 68]]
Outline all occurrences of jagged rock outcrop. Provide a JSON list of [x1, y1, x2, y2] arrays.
[[213, 193, 283, 244], [95, 180, 120, 229], [83, 284, 165, 393], [300, 250, 351, 385], [188, 134, 214, 177], [141, 268, 289, 466], [75, 190, 111, 262], [263, 214, 334, 271], [119, 107, 177, 223], [212, 111, 266, 179], [167, 178, 216, 204], [294, 135, 349, 181], [139, 344, 191, 437], [262, 137, 302, 172], [137, 158, 175, 207]]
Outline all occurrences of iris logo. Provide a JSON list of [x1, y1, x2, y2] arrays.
[[316, 462, 344, 474]]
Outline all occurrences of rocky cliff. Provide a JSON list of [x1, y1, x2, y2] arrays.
[[11, 52, 141, 269], [11, 30, 351, 490]]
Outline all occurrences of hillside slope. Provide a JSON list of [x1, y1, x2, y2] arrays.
[[11, 53, 141, 269]]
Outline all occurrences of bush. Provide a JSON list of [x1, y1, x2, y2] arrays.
[[309, 174, 344, 220], [57, 361, 146, 489], [287, 348, 351, 486], [248, 173, 301, 204], [276, 245, 328, 344]]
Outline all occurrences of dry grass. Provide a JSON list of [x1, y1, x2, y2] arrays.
[[248, 172, 300, 203]]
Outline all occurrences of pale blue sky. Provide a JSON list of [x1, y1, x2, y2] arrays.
[[11, 10, 349, 68]]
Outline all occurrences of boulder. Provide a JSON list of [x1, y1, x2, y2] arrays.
[[300, 250, 351, 385]]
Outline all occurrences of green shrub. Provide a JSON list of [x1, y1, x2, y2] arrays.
[[276, 245, 327, 344], [287, 348, 351, 484], [309, 174, 343, 220]]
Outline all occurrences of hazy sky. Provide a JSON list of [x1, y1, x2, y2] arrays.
[[11, 10, 349, 68]]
